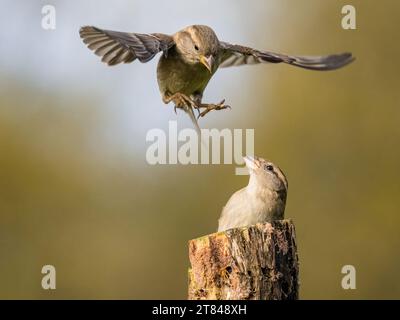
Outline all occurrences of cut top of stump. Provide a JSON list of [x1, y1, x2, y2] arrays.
[[188, 219, 299, 300]]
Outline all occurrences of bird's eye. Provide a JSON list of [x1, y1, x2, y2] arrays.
[[265, 165, 274, 171], [194, 45, 199, 51]]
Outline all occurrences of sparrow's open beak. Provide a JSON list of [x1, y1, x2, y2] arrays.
[[243, 155, 260, 170], [200, 55, 214, 73]]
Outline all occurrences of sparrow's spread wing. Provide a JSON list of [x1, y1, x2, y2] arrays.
[[219, 42, 354, 71], [79, 26, 174, 66]]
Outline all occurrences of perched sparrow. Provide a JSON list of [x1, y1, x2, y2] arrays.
[[79, 25, 354, 131], [218, 156, 288, 232]]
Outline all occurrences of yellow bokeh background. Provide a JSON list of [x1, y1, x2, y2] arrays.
[[0, 0, 399, 299]]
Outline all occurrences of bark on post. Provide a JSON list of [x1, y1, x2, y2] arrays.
[[188, 219, 299, 300]]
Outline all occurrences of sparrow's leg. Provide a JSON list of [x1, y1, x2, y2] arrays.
[[162, 92, 201, 134], [196, 100, 231, 118], [162, 92, 197, 113]]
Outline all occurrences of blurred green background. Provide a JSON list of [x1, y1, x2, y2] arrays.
[[1, 0, 399, 299]]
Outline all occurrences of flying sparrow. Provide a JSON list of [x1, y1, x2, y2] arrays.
[[80, 25, 354, 132], [218, 156, 288, 232]]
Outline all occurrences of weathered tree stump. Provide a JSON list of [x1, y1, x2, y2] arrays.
[[188, 220, 299, 300]]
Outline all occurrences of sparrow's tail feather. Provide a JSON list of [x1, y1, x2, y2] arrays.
[[184, 106, 201, 136], [183, 106, 209, 150]]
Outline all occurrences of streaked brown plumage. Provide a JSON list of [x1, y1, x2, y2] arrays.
[[79, 24, 354, 131]]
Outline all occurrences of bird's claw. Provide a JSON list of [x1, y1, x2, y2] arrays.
[[197, 99, 231, 119]]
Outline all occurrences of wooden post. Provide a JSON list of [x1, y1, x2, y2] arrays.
[[188, 219, 299, 300]]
